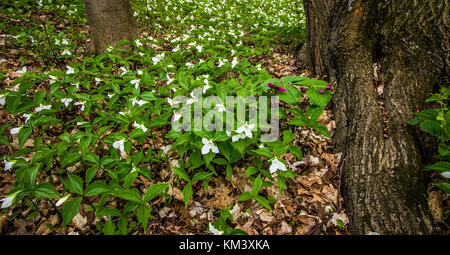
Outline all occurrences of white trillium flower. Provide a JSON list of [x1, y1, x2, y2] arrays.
[[441, 171, 450, 178], [201, 138, 219, 155], [236, 122, 254, 139], [133, 121, 148, 133], [130, 166, 138, 173], [0, 190, 21, 209], [131, 98, 147, 106], [269, 157, 287, 174], [196, 45, 203, 53], [35, 104, 52, 112], [135, 39, 143, 47], [232, 133, 246, 142], [231, 57, 239, 68], [137, 70, 143, 75], [209, 223, 223, 235], [74, 101, 85, 111], [172, 111, 182, 122], [49, 75, 57, 85], [22, 113, 31, 123], [215, 103, 226, 112], [130, 79, 140, 89], [16, 66, 27, 74], [0, 94, 6, 105], [60, 98, 73, 107], [166, 74, 174, 85], [107, 93, 114, 98], [66, 65, 75, 74], [258, 144, 265, 149], [120, 66, 128, 76], [94, 78, 101, 85], [56, 194, 71, 207], [76, 121, 88, 126], [3, 159, 15, 171], [167, 98, 179, 107], [61, 49, 71, 56], [62, 38, 69, 45], [112, 139, 125, 154]]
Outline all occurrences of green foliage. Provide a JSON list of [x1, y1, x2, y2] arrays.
[[409, 87, 450, 193], [0, 0, 331, 235]]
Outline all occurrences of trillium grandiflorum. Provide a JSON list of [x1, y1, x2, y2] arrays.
[[35, 104, 52, 112], [269, 157, 287, 174], [133, 121, 148, 133], [215, 103, 226, 112], [208, 223, 223, 235], [113, 139, 125, 154], [130, 79, 140, 89], [231, 57, 238, 68], [22, 113, 31, 123], [74, 101, 85, 111], [60, 98, 73, 107], [166, 74, 174, 85], [441, 172, 450, 178], [3, 159, 15, 171], [236, 122, 255, 139], [0, 94, 6, 105], [10, 126, 22, 135], [56, 194, 71, 207], [201, 138, 219, 155], [66, 65, 75, 74], [0, 190, 21, 209], [131, 98, 147, 106]]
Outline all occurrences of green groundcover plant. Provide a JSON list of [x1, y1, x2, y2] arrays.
[[0, 0, 336, 235]]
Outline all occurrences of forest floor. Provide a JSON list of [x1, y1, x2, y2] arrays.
[[1, 0, 447, 236]]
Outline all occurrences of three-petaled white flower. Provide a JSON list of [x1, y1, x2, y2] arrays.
[[196, 45, 203, 53], [133, 121, 148, 133], [22, 113, 31, 123], [269, 157, 287, 174], [166, 74, 174, 85], [236, 122, 254, 139], [209, 223, 223, 235], [56, 194, 71, 207], [60, 98, 73, 107], [35, 104, 52, 112], [66, 65, 75, 74], [3, 159, 15, 171], [201, 138, 219, 155], [120, 66, 128, 76], [74, 101, 85, 111], [49, 75, 57, 85], [215, 103, 226, 112], [16, 66, 27, 74], [10, 126, 21, 135], [112, 139, 125, 154], [130, 79, 140, 89], [231, 57, 239, 68], [61, 49, 71, 56], [172, 111, 182, 122], [0, 94, 6, 105], [131, 98, 147, 106], [135, 39, 143, 47], [1, 190, 21, 209]]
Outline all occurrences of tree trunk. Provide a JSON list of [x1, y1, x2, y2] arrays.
[[299, 0, 449, 234], [84, 0, 137, 54]]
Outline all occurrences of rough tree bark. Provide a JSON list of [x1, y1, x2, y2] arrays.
[[299, 0, 449, 234], [84, 0, 137, 54]]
